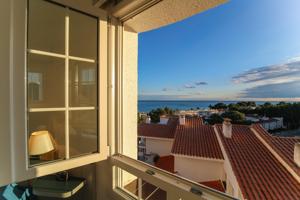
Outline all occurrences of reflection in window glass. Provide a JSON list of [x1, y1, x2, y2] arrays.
[[28, 72, 43, 101], [28, 111, 65, 165], [27, 0, 98, 166], [69, 110, 97, 157], [69, 60, 97, 107], [27, 54, 65, 108]]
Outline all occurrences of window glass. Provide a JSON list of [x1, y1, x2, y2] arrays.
[[69, 60, 97, 107], [28, 111, 65, 165], [27, 54, 65, 108], [69, 110, 97, 157], [28, 0, 65, 54], [69, 10, 97, 60], [27, 0, 98, 166], [115, 167, 167, 200]]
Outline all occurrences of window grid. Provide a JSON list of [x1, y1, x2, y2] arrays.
[[27, 5, 98, 162]]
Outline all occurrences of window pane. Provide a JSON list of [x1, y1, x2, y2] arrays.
[[28, 0, 65, 54], [69, 10, 97, 60], [69, 110, 97, 157], [27, 54, 65, 108], [69, 60, 97, 107], [28, 111, 65, 166], [116, 167, 167, 200]]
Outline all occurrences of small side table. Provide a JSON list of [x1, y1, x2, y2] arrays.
[[32, 175, 85, 198]]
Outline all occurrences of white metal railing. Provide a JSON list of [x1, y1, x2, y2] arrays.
[[111, 154, 237, 200]]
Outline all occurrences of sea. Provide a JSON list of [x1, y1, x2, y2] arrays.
[[138, 100, 280, 113]]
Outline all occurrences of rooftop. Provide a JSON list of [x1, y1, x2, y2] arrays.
[[171, 118, 223, 160], [155, 155, 175, 173], [138, 117, 178, 139], [252, 124, 300, 177], [199, 180, 225, 193], [216, 124, 300, 200]]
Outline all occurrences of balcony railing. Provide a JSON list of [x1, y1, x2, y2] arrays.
[[111, 154, 237, 200]]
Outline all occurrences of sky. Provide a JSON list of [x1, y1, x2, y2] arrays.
[[138, 0, 300, 101]]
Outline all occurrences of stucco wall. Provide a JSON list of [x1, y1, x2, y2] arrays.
[[122, 27, 138, 159], [174, 156, 224, 182], [146, 138, 173, 156], [120, 26, 139, 189]]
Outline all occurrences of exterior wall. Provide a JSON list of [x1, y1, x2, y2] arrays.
[[223, 149, 241, 198], [146, 138, 173, 156], [120, 26, 139, 188], [122, 26, 138, 159], [214, 126, 242, 199], [174, 155, 224, 182]]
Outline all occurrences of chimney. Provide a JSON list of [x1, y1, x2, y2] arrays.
[[159, 115, 169, 125], [294, 143, 300, 167], [179, 115, 186, 125], [146, 116, 151, 124], [222, 118, 232, 138]]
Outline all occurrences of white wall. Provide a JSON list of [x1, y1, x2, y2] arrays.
[[146, 138, 173, 156], [174, 155, 224, 182], [122, 26, 138, 159]]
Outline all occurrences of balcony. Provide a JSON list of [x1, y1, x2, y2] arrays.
[[111, 154, 236, 200], [0, 0, 236, 199]]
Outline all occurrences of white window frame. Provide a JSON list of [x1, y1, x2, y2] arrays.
[[10, 0, 109, 182], [27, 0, 98, 163]]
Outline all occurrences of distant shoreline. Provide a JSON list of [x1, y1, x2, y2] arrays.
[[138, 100, 287, 113], [138, 100, 298, 102]]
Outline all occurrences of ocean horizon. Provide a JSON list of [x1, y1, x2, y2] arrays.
[[138, 100, 282, 113]]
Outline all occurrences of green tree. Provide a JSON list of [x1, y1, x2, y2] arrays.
[[221, 111, 245, 123], [210, 103, 227, 110], [148, 107, 174, 123], [207, 114, 223, 125]]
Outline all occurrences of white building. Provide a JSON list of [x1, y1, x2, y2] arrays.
[[259, 117, 284, 131], [139, 116, 300, 199]]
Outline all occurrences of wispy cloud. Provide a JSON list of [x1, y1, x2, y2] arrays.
[[195, 81, 208, 85], [190, 91, 204, 95], [184, 84, 196, 89], [233, 57, 300, 99], [162, 88, 171, 92], [240, 81, 300, 98], [232, 60, 300, 85]]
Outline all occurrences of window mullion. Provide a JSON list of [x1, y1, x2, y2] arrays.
[[65, 8, 70, 159]]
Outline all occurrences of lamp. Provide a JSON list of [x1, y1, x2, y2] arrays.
[[29, 131, 55, 156]]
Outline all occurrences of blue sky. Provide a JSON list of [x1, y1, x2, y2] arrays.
[[138, 0, 300, 101]]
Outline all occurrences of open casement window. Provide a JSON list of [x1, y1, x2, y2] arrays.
[[108, 7, 235, 200], [27, 0, 99, 166]]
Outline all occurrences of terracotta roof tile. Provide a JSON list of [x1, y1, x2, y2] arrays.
[[216, 125, 300, 200], [199, 180, 225, 193], [252, 124, 300, 177], [155, 155, 175, 173], [172, 118, 224, 160], [138, 118, 178, 139]]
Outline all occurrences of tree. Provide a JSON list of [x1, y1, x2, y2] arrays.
[[221, 111, 245, 123], [148, 107, 174, 123], [210, 103, 227, 110], [207, 114, 223, 125]]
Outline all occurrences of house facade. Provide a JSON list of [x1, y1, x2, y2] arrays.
[[138, 116, 300, 199]]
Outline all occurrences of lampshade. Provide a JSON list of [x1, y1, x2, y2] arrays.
[[29, 131, 55, 156]]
